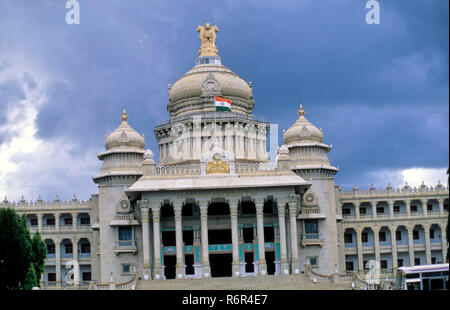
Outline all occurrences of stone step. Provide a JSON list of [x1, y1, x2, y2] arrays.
[[136, 274, 351, 290]]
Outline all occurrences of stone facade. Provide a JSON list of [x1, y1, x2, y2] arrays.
[[0, 25, 448, 289]]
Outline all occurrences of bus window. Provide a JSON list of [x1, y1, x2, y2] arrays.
[[407, 282, 420, 290], [429, 278, 444, 290]]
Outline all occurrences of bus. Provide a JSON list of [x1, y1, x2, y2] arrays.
[[395, 263, 449, 290]]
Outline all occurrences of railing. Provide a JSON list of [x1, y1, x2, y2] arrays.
[[42, 225, 55, 231], [156, 164, 201, 176], [359, 213, 373, 219], [156, 111, 269, 127], [411, 211, 424, 217], [305, 265, 332, 283], [354, 273, 370, 290], [79, 252, 91, 259], [302, 233, 321, 240], [376, 213, 390, 218], [61, 253, 73, 259], [343, 214, 355, 219], [77, 224, 91, 231], [235, 162, 277, 173], [114, 214, 135, 221], [394, 212, 407, 217], [301, 207, 321, 215], [60, 224, 73, 231], [339, 184, 449, 196]]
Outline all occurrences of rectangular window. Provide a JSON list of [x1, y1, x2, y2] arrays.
[[430, 229, 435, 239], [342, 208, 350, 215], [376, 207, 384, 214], [397, 259, 403, 267], [46, 218, 55, 226], [30, 218, 38, 226], [81, 243, 90, 253], [394, 206, 400, 213], [304, 220, 319, 234], [411, 205, 417, 212], [379, 231, 386, 242], [344, 233, 353, 243], [47, 244, 55, 254], [414, 258, 421, 265], [64, 218, 72, 225], [65, 244, 73, 254], [345, 261, 354, 271], [363, 261, 369, 270], [307, 256, 318, 266], [362, 232, 368, 243], [82, 272, 91, 281], [118, 227, 132, 241], [48, 273, 56, 282], [122, 264, 131, 275], [80, 217, 90, 225], [360, 208, 366, 214], [427, 204, 433, 211], [396, 231, 402, 241], [431, 257, 436, 264], [413, 230, 419, 240], [381, 260, 388, 269]]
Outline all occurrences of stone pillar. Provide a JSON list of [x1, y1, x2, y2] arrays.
[[438, 198, 445, 216], [199, 201, 210, 277], [424, 224, 431, 265], [288, 197, 299, 274], [355, 202, 360, 220], [390, 225, 398, 275], [422, 199, 428, 217], [72, 237, 79, 286], [406, 200, 411, 217], [277, 200, 289, 274], [37, 213, 43, 231], [356, 228, 364, 272], [255, 199, 267, 275], [141, 205, 151, 279], [174, 202, 185, 278], [152, 206, 163, 279], [229, 198, 241, 277], [441, 223, 447, 263], [373, 227, 380, 265], [72, 212, 77, 229], [55, 213, 60, 231], [371, 202, 377, 219], [407, 226, 415, 266], [55, 238, 61, 287], [388, 200, 394, 219]]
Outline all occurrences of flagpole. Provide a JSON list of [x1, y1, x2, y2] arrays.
[[213, 96, 216, 149]]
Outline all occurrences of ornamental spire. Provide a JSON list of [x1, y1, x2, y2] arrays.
[[121, 109, 128, 122], [298, 104, 305, 117]]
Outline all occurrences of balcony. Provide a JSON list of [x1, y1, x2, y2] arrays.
[[343, 214, 355, 219], [298, 207, 326, 219], [60, 224, 73, 231], [411, 211, 424, 217], [61, 253, 73, 259], [42, 225, 55, 231], [301, 233, 323, 247], [394, 212, 407, 218], [110, 214, 139, 226], [114, 240, 138, 255], [77, 224, 91, 231], [79, 252, 91, 259]]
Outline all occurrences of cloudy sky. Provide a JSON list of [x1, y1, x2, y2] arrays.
[[0, 0, 448, 201]]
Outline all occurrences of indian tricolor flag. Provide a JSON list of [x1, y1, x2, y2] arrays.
[[214, 96, 232, 112]]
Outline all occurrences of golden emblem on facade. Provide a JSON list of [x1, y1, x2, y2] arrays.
[[206, 153, 230, 174]]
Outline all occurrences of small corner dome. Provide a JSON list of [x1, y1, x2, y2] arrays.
[[283, 105, 323, 145], [105, 110, 145, 150]]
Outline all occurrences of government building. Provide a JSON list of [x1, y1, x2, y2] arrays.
[[1, 23, 448, 289]]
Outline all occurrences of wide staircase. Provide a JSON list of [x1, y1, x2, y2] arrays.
[[136, 274, 351, 290]]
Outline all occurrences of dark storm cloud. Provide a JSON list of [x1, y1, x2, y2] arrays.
[[0, 0, 448, 195]]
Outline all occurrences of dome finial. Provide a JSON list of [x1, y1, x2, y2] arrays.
[[298, 104, 305, 117], [121, 109, 128, 122]]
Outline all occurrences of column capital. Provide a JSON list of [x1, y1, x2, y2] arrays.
[[173, 200, 184, 208], [149, 200, 162, 209], [254, 197, 265, 207], [141, 207, 150, 222], [152, 207, 161, 222], [228, 197, 240, 207], [198, 199, 210, 207]]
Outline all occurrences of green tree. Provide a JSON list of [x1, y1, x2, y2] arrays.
[[0, 208, 46, 290], [30, 231, 47, 286]]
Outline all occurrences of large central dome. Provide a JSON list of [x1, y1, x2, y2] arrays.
[[167, 23, 255, 117]]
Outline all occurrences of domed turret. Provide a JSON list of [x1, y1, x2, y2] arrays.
[[93, 110, 146, 184], [280, 104, 338, 177], [283, 105, 323, 145], [105, 109, 145, 151]]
